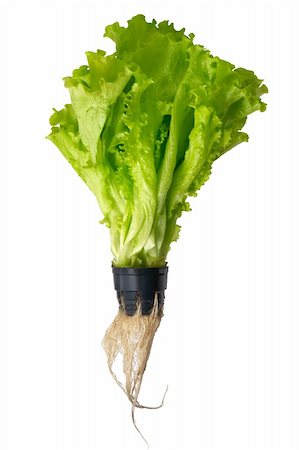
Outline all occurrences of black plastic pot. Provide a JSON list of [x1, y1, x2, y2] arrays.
[[112, 266, 168, 316]]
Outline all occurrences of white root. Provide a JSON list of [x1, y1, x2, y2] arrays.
[[102, 294, 166, 440]]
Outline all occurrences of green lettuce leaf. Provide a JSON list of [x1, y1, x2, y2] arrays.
[[48, 14, 267, 267]]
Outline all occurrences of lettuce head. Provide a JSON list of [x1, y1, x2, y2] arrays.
[[48, 14, 267, 267]]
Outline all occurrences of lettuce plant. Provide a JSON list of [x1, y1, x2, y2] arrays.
[[48, 15, 267, 431]]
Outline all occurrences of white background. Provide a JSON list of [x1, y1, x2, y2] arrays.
[[1, 0, 298, 449]]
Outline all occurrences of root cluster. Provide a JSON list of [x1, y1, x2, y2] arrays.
[[102, 295, 163, 407]]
